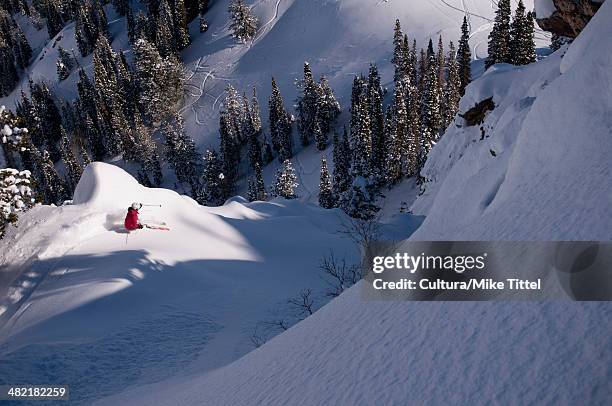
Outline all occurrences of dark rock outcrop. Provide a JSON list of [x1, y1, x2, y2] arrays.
[[536, 0, 603, 38]]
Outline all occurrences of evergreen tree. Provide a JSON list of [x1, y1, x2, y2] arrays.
[[219, 110, 239, 195], [29, 145, 68, 205], [156, 0, 176, 57], [314, 119, 326, 151], [386, 85, 405, 184], [510, 1, 536, 66], [368, 64, 385, 178], [247, 162, 266, 202], [126, 4, 136, 42], [421, 47, 442, 151], [318, 158, 334, 209], [457, 16, 472, 95], [351, 96, 372, 179], [0, 37, 18, 96], [436, 35, 445, 97], [200, 149, 225, 205], [268, 77, 292, 161], [550, 34, 571, 51], [272, 159, 298, 199], [133, 38, 184, 124], [486, 0, 512, 68], [133, 113, 163, 186], [25, 81, 64, 161], [60, 128, 83, 192], [316, 75, 340, 136], [56, 46, 74, 81], [332, 128, 351, 201], [162, 113, 202, 193], [443, 41, 461, 129], [0, 168, 35, 238], [391, 19, 405, 83], [171, 0, 190, 50], [296, 62, 320, 146], [43, 0, 64, 39], [228, 0, 258, 42]]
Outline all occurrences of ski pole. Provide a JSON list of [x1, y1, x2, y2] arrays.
[[141, 204, 162, 207]]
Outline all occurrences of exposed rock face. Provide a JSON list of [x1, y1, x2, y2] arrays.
[[536, 0, 604, 38]]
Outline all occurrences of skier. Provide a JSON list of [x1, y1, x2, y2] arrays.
[[124, 202, 143, 231]]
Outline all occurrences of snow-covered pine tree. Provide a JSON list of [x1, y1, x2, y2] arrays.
[[486, 0, 512, 69], [0, 168, 35, 238], [228, 0, 258, 43], [56, 46, 74, 81], [436, 35, 445, 99], [314, 119, 326, 151], [247, 113, 263, 171], [401, 34, 411, 79], [219, 110, 239, 195], [409, 39, 418, 88], [421, 46, 443, 151], [406, 84, 422, 176], [43, 0, 64, 39], [510, 0, 536, 66], [331, 128, 351, 204], [156, 0, 176, 57], [386, 84, 405, 184], [199, 149, 225, 206], [457, 16, 472, 95], [296, 62, 320, 146], [25, 81, 64, 162], [318, 158, 334, 209], [349, 75, 367, 152], [162, 113, 202, 193], [316, 75, 340, 136], [34, 147, 68, 205], [223, 84, 245, 142], [351, 95, 372, 180], [273, 159, 298, 199], [171, 0, 190, 50], [418, 48, 427, 96], [134, 11, 151, 42], [391, 19, 405, 83], [133, 38, 184, 124], [92, 35, 129, 157], [247, 162, 267, 202], [268, 77, 293, 161], [60, 129, 83, 193], [367, 64, 385, 179], [126, 5, 136, 42], [133, 112, 163, 186], [0, 37, 19, 96], [250, 86, 262, 134], [443, 41, 461, 129], [340, 176, 380, 221]]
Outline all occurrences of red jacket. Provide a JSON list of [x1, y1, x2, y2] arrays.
[[124, 207, 140, 231]]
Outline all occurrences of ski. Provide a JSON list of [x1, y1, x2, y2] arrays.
[[144, 224, 170, 231]]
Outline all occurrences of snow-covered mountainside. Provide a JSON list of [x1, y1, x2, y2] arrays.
[[411, 0, 612, 240], [94, 1, 612, 404], [0, 162, 417, 404], [0, 0, 550, 201]]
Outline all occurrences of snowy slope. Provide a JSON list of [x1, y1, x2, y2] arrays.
[[95, 2, 612, 405], [411, 0, 612, 240], [99, 285, 612, 406], [0, 162, 421, 404]]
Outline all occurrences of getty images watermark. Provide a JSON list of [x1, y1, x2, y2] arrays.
[[361, 241, 612, 301]]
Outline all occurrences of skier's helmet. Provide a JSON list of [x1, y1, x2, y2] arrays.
[[131, 202, 142, 210]]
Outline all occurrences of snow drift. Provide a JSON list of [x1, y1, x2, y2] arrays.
[[3, 162, 418, 404]]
